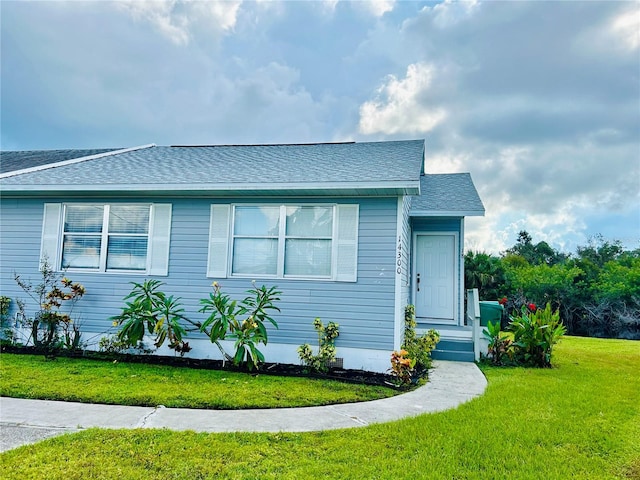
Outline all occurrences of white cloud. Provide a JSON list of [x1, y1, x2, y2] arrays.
[[353, 0, 395, 18], [610, 7, 640, 50], [431, 0, 479, 28], [464, 196, 590, 255], [358, 63, 446, 135], [320, 0, 340, 15], [118, 0, 241, 46]]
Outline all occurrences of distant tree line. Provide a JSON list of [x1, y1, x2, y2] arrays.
[[465, 231, 640, 339]]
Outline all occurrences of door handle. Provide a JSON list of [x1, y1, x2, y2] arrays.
[[417, 273, 420, 292]]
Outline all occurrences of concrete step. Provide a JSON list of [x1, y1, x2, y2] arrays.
[[436, 338, 474, 352], [432, 338, 475, 362], [432, 349, 475, 362]]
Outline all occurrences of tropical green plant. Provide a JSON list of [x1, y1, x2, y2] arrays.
[[298, 317, 340, 373], [198, 282, 281, 370], [509, 302, 566, 367], [14, 260, 85, 354], [402, 305, 439, 372], [483, 320, 513, 365], [111, 280, 193, 355]]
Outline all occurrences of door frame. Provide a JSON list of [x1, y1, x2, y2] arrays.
[[411, 231, 459, 325]]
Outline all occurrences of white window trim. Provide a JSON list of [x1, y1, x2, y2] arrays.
[[41, 203, 172, 276], [206, 203, 359, 282]]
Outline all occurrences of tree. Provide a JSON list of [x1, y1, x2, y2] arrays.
[[505, 230, 568, 266], [464, 251, 504, 300]]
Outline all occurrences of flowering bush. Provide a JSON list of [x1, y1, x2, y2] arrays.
[[14, 260, 86, 353]]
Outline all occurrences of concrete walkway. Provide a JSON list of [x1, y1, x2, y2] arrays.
[[0, 360, 486, 452]]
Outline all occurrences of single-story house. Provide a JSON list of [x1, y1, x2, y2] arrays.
[[0, 140, 484, 372]]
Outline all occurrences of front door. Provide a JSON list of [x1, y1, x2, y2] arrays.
[[414, 234, 456, 324]]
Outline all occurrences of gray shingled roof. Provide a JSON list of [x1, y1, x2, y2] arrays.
[[0, 148, 121, 174], [410, 174, 485, 216], [0, 140, 426, 197]]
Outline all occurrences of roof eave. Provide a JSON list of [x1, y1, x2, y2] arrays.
[[410, 209, 485, 217], [0, 181, 421, 198]]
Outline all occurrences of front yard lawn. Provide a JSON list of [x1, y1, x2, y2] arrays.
[[0, 354, 395, 409], [1, 336, 638, 479]]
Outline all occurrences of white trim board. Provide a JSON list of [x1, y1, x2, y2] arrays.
[[411, 231, 460, 326]]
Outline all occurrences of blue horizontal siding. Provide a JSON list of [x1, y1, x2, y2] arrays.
[[0, 196, 398, 351], [411, 217, 461, 233]]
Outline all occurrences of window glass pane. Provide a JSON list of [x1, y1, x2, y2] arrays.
[[286, 206, 333, 237], [234, 206, 280, 236], [109, 205, 150, 234], [285, 239, 331, 277], [64, 205, 104, 233], [232, 238, 277, 275], [107, 237, 148, 271], [62, 235, 101, 269]]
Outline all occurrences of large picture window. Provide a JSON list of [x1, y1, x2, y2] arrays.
[[231, 205, 334, 278], [207, 203, 358, 282], [62, 204, 150, 272], [41, 203, 172, 276]]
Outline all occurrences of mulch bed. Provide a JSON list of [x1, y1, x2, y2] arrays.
[[1, 345, 420, 389]]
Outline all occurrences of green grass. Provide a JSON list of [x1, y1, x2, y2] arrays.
[[0, 354, 395, 408], [2, 337, 639, 479]]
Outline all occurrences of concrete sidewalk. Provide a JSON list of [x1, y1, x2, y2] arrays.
[[0, 360, 486, 452]]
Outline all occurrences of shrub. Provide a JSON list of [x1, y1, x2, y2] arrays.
[[509, 302, 566, 367], [483, 320, 513, 365], [298, 318, 340, 373], [402, 305, 439, 372], [97, 335, 154, 355], [111, 279, 193, 355], [199, 282, 281, 371], [14, 260, 85, 354], [0, 296, 15, 346], [389, 349, 415, 387]]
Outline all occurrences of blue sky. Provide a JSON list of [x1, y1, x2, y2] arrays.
[[1, 0, 639, 254]]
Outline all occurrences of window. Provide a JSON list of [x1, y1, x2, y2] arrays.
[[232, 206, 280, 275], [207, 203, 359, 281], [40, 203, 172, 275], [284, 206, 333, 277]]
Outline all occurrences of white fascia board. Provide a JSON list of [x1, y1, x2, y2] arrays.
[[0, 144, 156, 179], [409, 209, 485, 217], [1, 180, 421, 196]]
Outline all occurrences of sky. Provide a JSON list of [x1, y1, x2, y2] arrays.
[[1, 0, 639, 255]]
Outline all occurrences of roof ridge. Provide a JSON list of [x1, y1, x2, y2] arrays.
[[0, 144, 156, 179], [168, 139, 423, 148], [169, 142, 356, 148]]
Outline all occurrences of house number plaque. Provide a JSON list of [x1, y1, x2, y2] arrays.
[[396, 236, 403, 275]]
